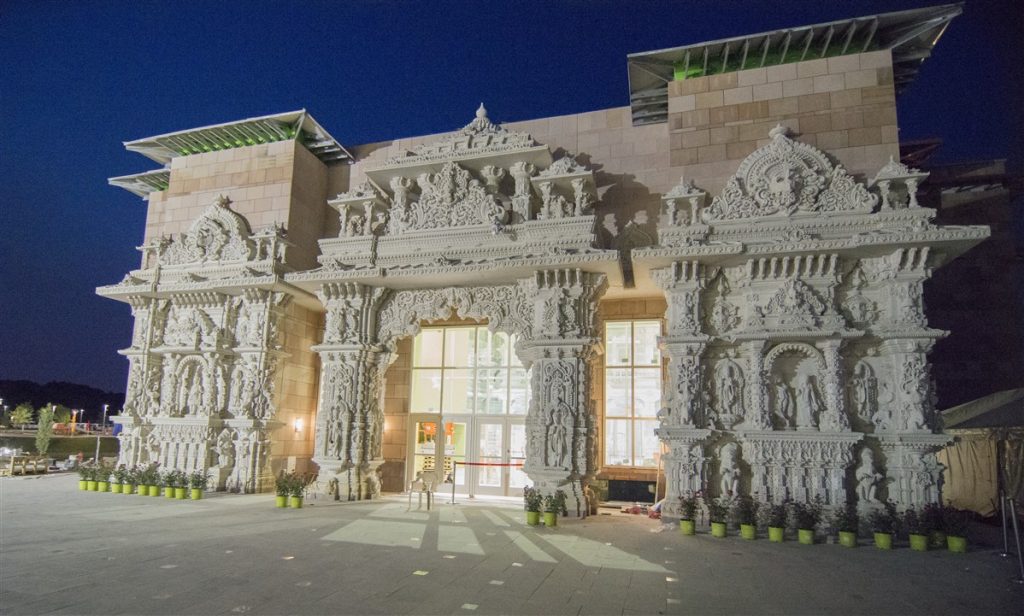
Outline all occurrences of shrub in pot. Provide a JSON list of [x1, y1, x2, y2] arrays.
[[731, 496, 759, 540], [678, 492, 699, 536], [188, 470, 208, 500], [761, 501, 788, 542], [112, 466, 128, 494], [904, 507, 930, 552], [868, 500, 899, 550], [137, 464, 160, 496], [922, 502, 946, 548], [523, 487, 542, 526], [76, 464, 91, 491], [96, 463, 111, 492], [162, 470, 179, 499], [942, 506, 971, 553], [275, 472, 292, 508], [707, 497, 730, 538], [789, 498, 822, 545], [543, 490, 566, 527], [289, 473, 306, 509], [832, 501, 860, 548]]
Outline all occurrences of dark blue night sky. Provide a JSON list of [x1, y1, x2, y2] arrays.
[[1, 1, 1021, 393]]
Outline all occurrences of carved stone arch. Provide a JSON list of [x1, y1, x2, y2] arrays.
[[174, 354, 213, 417], [762, 342, 827, 374]]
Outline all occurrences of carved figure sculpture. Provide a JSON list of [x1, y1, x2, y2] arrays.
[[794, 375, 821, 430], [771, 376, 794, 428], [715, 361, 744, 428], [719, 442, 740, 498], [849, 361, 877, 422], [855, 448, 882, 503], [547, 409, 568, 468]]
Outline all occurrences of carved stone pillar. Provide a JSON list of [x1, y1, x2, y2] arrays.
[[520, 269, 606, 517], [875, 434, 949, 509], [816, 339, 850, 432], [312, 283, 391, 500], [740, 340, 771, 430]]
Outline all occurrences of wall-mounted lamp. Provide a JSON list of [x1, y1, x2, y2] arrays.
[[293, 418, 303, 434]]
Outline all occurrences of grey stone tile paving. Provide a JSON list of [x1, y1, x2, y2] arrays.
[[1, 474, 1021, 615]]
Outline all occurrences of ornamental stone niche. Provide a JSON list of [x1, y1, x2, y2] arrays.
[[286, 106, 620, 512], [633, 126, 989, 518], [97, 195, 319, 493]]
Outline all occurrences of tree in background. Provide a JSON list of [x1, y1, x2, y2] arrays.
[[35, 405, 55, 455], [52, 405, 72, 425], [11, 403, 34, 430]]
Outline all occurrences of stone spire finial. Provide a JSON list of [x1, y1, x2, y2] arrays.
[[769, 124, 789, 139], [476, 103, 488, 120]]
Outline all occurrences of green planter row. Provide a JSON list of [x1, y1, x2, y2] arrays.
[[523, 511, 559, 527], [80, 482, 203, 500], [678, 523, 967, 552], [275, 495, 304, 509]]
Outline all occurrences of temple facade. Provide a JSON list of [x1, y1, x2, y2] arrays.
[[98, 4, 988, 515]]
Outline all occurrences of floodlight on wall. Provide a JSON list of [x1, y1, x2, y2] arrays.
[[293, 418, 303, 434]]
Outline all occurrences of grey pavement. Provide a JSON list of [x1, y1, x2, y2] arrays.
[[1, 475, 1021, 615]]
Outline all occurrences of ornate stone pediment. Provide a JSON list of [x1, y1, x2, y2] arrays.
[[749, 279, 847, 332], [141, 195, 288, 268], [703, 126, 878, 222], [385, 104, 538, 166]]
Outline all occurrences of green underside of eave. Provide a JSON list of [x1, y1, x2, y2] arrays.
[[673, 39, 881, 81]]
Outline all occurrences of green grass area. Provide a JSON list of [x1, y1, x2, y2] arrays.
[[0, 435, 118, 458]]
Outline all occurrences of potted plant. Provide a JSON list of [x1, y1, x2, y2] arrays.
[[707, 497, 730, 538], [732, 496, 759, 540], [275, 472, 292, 508], [543, 490, 566, 527], [922, 502, 946, 548], [189, 470, 208, 500], [111, 466, 127, 494], [138, 464, 159, 496], [942, 506, 971, 553], [678, 492, 699, 536], [163, 470, 179, 499], [867, 500, 899, 550], [124, 466, 139, 495], [904, 506, 929, 552], [289, 473, 306, 509], [762, 501, 787, 542], [832, 501, 859, 548], [524, 487, 542, 526], [789, 498, 822, 545], [98, 463, 113, 492], [76, 464, 91, 491]]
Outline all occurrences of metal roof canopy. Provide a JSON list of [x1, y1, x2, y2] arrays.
[[123, 109, 352, 165], [627, 3, 963, 126], [108, 168, 172, 198]]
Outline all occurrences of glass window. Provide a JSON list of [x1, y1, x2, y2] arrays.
[[604, 320, 662, 467], [411, 327, 528, 416]]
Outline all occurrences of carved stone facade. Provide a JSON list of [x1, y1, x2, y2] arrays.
[[634, 126, 988, 516], [99, 196, 305, 493], [102, 33, 985, 511]]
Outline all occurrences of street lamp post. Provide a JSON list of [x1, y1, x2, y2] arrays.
[[102, 404, 109, 433]]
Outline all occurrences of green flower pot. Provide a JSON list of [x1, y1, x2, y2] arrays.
[[87, 481, 98, 491], [165, 487, 176, 499], [78, 480, 87, 491], [679, 520, 696, 536], [97, 481, 109, 492], [947, 536, 967, 553], [873, 532, 893, 550], [839, 531, 858, 548], [124, 484, 135, 495], [289, 496, 303, 509], [543, 512, 557, 527], [909, 534, 929, 552], [929, 531, 946, 549], [526, 511, 540, 526], [190, 489, 202, 500], [148, 485, 160, 497], [276, 495, 288, 508], [711, 522, 727, 538], [139, 485, 150, 496], [768, 527, 785, 542], [111, 483, 122, 494], [740, 524, 756, 540], [175, 487, 186, 499], [798, 529, 815, 545]]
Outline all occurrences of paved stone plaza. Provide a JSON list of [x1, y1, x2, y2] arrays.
[[1, 475, 1021, 615]]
